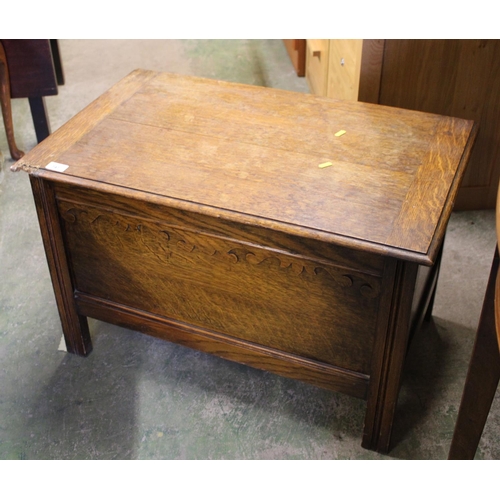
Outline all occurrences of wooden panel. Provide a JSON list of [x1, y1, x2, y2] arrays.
[[283, 39, 306, 76], [75, 292, 370, 399], [53, 182, 387, 276], [357, 39, 385, 104], [55, 115, 412, 249], [306, 39, 330, 96], [57, 196, 382, 374], [327, 39, 363, 101], [378, 40, 500, 210]]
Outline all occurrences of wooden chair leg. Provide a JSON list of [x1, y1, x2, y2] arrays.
[[448, 248, 500, 459], [50, 39, 65, 85], [29, 96, 51, 143], [0, 42, 24, 161]]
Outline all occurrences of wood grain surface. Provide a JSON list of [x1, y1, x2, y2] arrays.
[[378, 39, 500, 209], [17, 70, 476, 265], [57, 196, 381, 373]]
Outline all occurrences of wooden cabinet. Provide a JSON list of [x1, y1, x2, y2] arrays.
[[306, 39, 368, 100], [326, 39, 364, 101], [305, 39, 330, 95], [306, 39, 500, 210]]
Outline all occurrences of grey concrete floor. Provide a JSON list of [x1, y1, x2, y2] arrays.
[[0, 40, 499, 460]]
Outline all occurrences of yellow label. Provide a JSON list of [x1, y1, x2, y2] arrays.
[[335, 130, 346, 137], [318, 162, 333, 169]]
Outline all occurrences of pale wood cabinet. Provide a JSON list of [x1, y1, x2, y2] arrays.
[[326, 39, 363, 101], [305, 39, 330, 95], [306, 39, 500, 210]]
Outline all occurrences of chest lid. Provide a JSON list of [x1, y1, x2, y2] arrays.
[[15, 70, 476, 264]]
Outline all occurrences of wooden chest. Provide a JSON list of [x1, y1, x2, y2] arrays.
[[13, 70, 477, 452]]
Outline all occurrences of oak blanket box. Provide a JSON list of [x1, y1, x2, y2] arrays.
[[13, 70, 477, 452]]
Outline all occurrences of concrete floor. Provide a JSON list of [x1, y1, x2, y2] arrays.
[[0, 40, 499, 460]]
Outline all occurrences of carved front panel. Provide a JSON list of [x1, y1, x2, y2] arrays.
[[58, 199, 381, 374]]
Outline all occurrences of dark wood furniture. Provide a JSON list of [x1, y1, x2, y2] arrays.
[[448, 188, 500, 459], [0, 41, 24, 160], [0, 39, 63, 148], [13, 70, 477, 453]]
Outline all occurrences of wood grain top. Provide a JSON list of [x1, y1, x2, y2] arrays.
[[17, 70, 476, 264]]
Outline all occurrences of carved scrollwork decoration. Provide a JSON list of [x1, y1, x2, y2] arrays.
[[58, 202, 380, 299]]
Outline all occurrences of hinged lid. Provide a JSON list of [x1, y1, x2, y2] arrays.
[[14, 70, 477, 264]]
